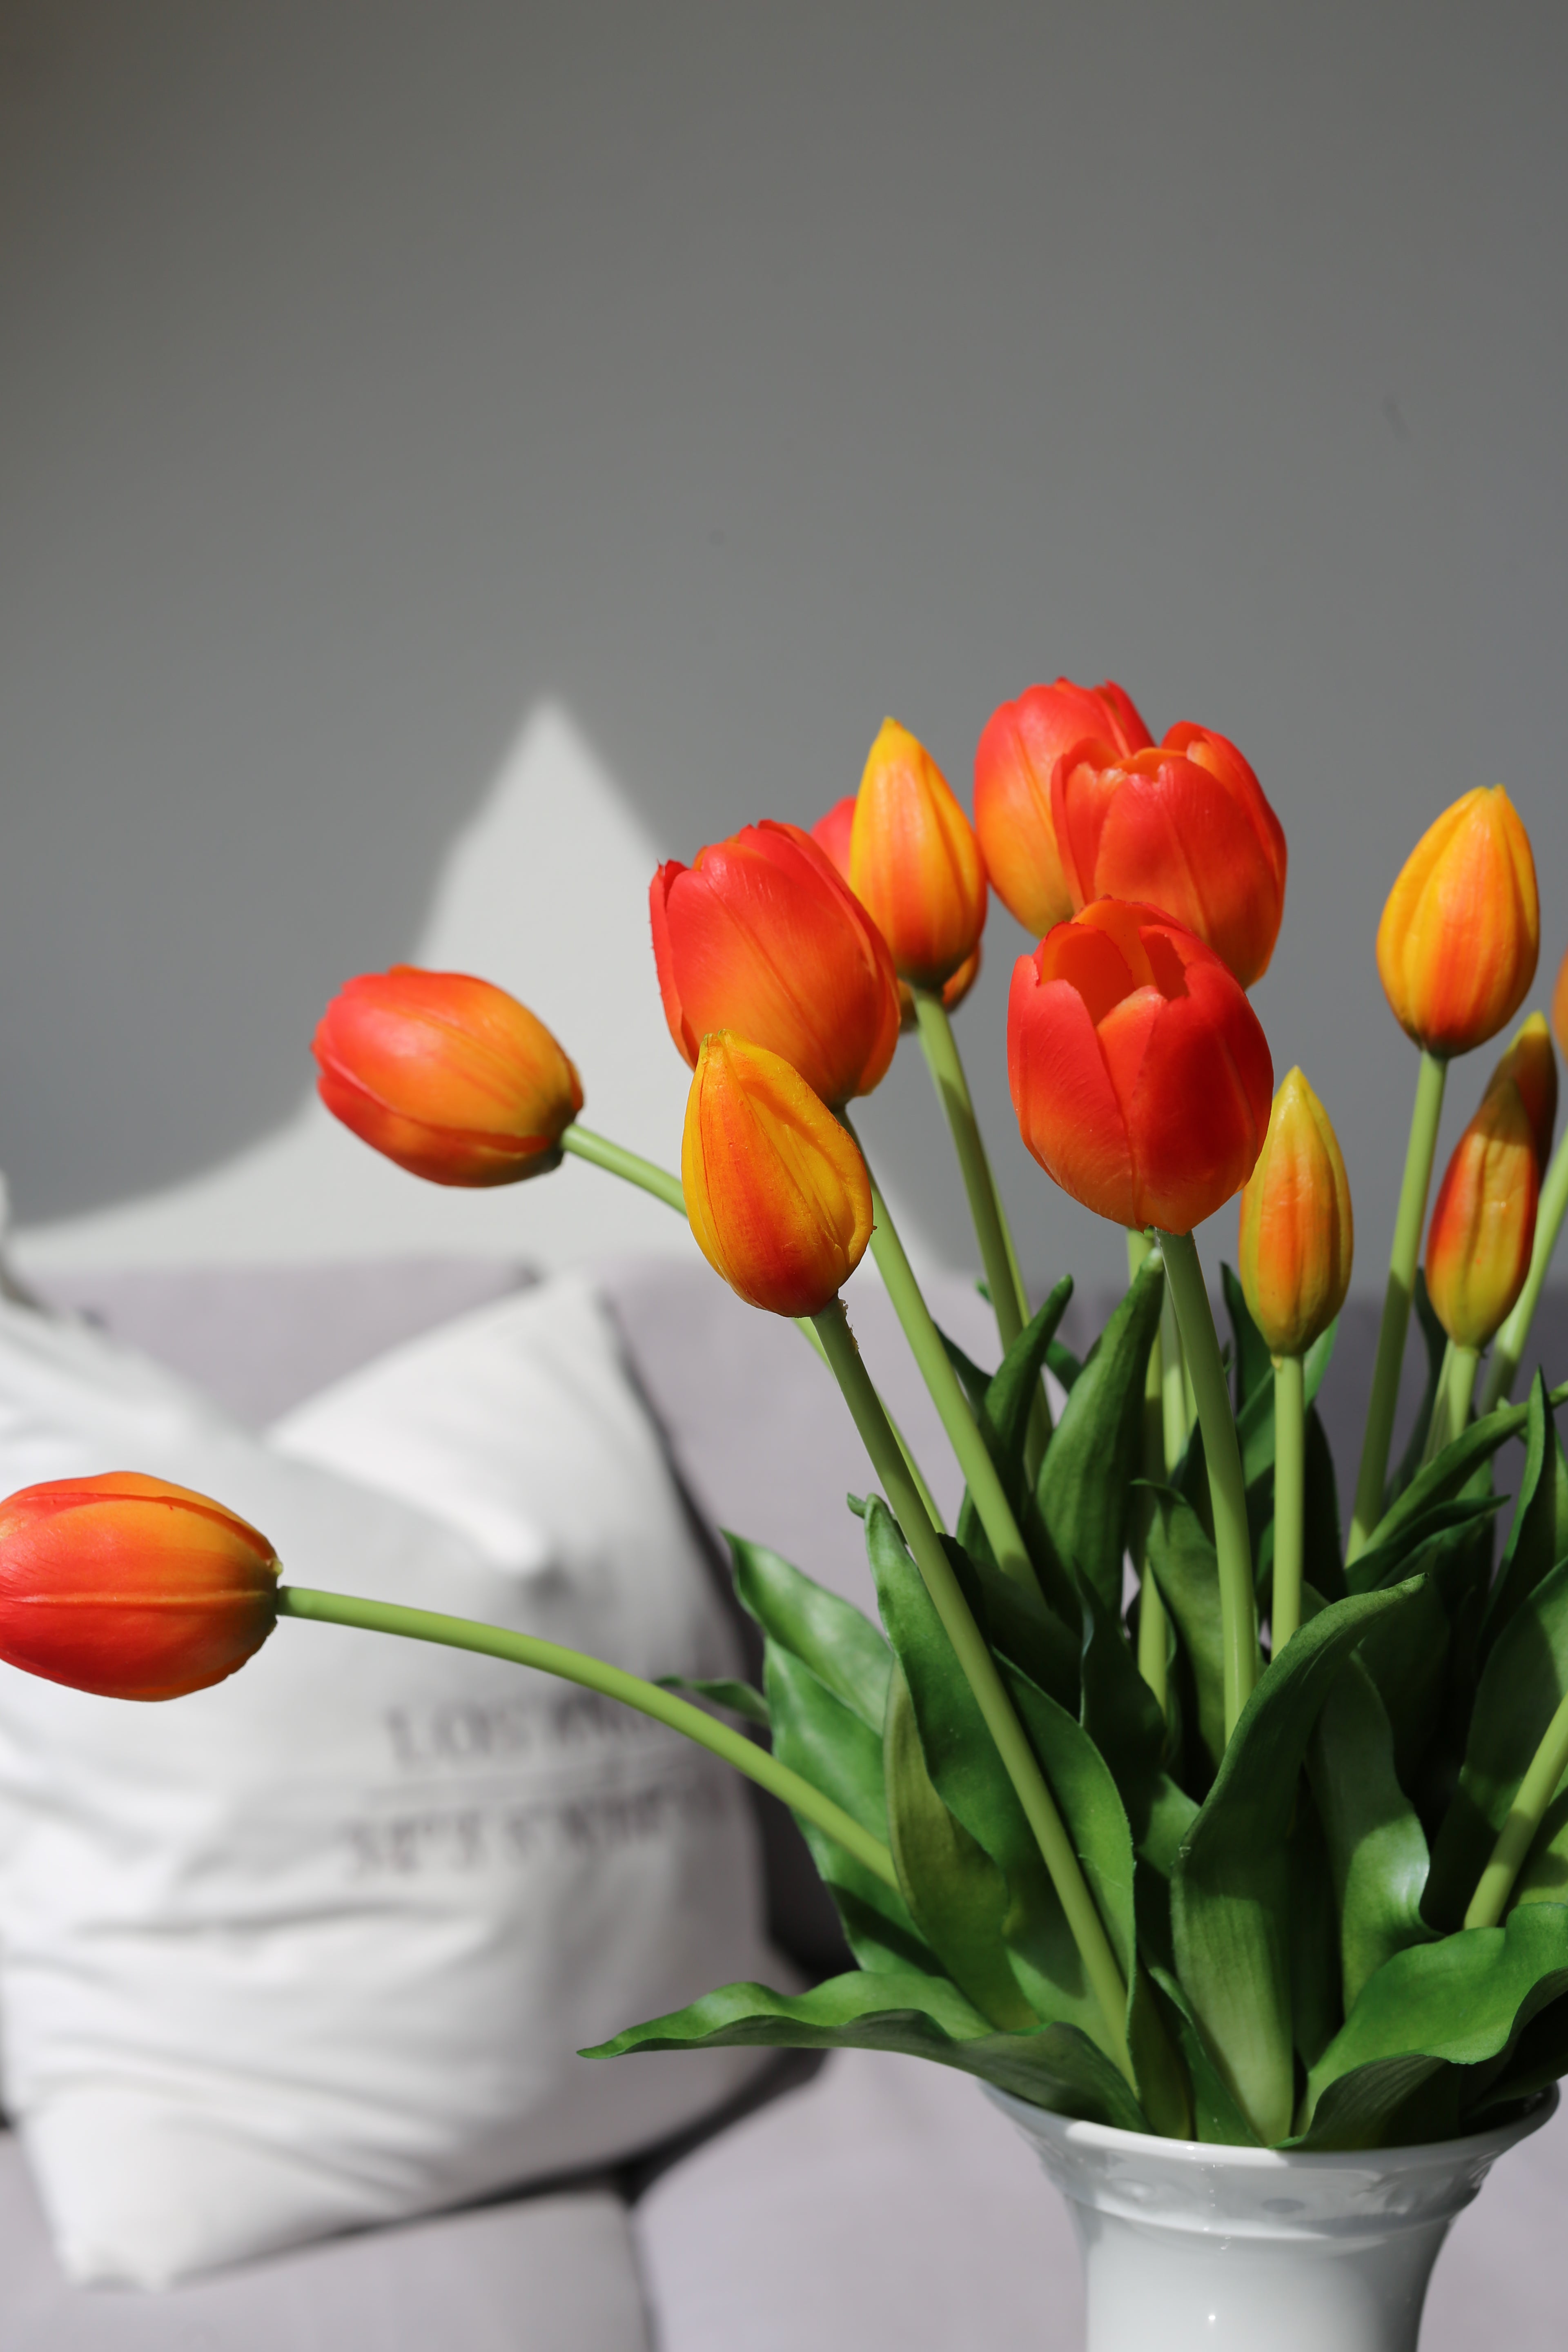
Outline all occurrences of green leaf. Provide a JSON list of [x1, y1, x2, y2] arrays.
[[1425, 1554, 1568, 1930], [585, 1969, 1150, 2130], [883, 1663, 1036, 2029], [984, 1276, 1074, 1479], [1389, 1271, 1447, 1505], [1287, 1785, 1342, 2071], [947, 1539, 1079, 1715], [728, 1532, 892, 1732], [1036, 1255, 1165, 1616], [1484, 1373, 1568, 1653], [1149, 1965, 1263, 2145], [1361, 1391, 1549, 1561], [1170, 1578, 1430, 2144], [1308, 1657, 1433, 2012], [1302, 1405, 1347, 1603], [656, 1675, 770, 1729], [1144, 1485, 1227, 1775], [1345, 1493, 1503, 1598], [1298, 1903, 1568, 2144], [1076, 1579, 1196, 1910], [1222, 1263, 1272, 1414], [1047, 1337, 1084, 1395], [938, 1327, 992, 1420]]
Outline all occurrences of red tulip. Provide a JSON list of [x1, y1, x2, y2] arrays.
[[1051, 726, 1287, 990], [812, 794, 980, 1021], [0, 1473, 279, 1700], [1008, 900, 1274, 1233], [1425, 1078, 1539, 1350], [652, 822, 901, 1106], [973, 678, 1153, 937], [314, 968, 583, 1186], [1376, 786, 1539, 1058], [682, 1033, 874, 1316], [848, 719, 988, 991]]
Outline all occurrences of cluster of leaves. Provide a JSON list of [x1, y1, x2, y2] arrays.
[[592, 1266, 1568, 2149]]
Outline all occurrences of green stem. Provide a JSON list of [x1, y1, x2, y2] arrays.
[[1271, 1353, 1305, 1654], [811, 1301, 1133, 2080], [842, 1119, 1035, 1590], [1464, 1689, 1568, 1929], [911, 991, 1030, 1349], [1424, 1342, 1479, 1464], [1128, 1231, 1169, 1713], [1479, 1127, 1568, 1413], [1158, 1266, 1189, 1474], [793, 1313, 947, 1535], [563, 1123, 944, 1530], [1348, 1050, 1449, 1560], [275, 1585, 898, 1890], [1159, 1231, 1259, 1742]]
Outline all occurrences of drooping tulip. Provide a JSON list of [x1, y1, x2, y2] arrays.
[[1008, 900, 1274, 1234], [1376, 786, 1539, 1058], [1425, 1078, 1539, 1349], [314, 968, 583, 1185], [681, 1033, 873, 1316], [848, 719, 988, 991], [0, 1473, 279, 1700], [812, 794, 979, 1019], [1236, 1069, 1354, 1358], [652, 822, 901, 1106], [973, 678, 1153, 937], [1051, 726, 1287, 990], [1483, 1012, 1558, 1174]]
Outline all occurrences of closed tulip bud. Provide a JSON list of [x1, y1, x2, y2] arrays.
[[1484, 1012, 1557, 1173], [1553, 944, 1568, 1060], [0, 1473, 279, 1700], [811, 795, 980, 1025], [973, 677, 1152, 937], [682, 1033, 873, 1316], [1425, 1078, 1539, 1348], [314, 968, 583, 1186], [849, 719, 988, 991], [652, 822, 901, 1107], [1008, 900, 1274, 1234], [1376, 786, 1539, 1058], [1051, 724, 1287, 990], [1237, 1070, 1354, 1358]]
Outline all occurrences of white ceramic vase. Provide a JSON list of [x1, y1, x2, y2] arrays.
[[989, 2083, 1556, 2352]]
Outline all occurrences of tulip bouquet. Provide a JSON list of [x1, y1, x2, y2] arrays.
[[4, 684, 1568, 2162]]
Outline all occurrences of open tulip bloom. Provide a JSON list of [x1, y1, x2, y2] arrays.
[[7, 705, 1568, 2164]]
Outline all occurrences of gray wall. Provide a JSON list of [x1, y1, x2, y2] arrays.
[[3, 0, 1566, 1294]]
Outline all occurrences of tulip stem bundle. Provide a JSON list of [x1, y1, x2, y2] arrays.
[[1269, 1354, 1305, 1654], [274, 1585, 902, 1891], [810, 1299, 1135, 2082], [1158, 1232, 1260, 1740], [1348, 1049, 1448, 1560], [1480, 1128, 1568, 1412]]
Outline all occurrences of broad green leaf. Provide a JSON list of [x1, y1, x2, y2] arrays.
[[1170, 1578, 1428, 2144], [1144, 1485, 1226, 1775], [1308, 1658, 1432, 2012], [884, 1664, 1036, 2029], [938, 1327, 992, 1419], [1389, 1272, 1448, 1505], [1354, 1568, 1453, 1792], [1425, 1555, 1568, 1930], [1076, 1578, 1197, 1905], [1361, 1389, 1556, 1561], [1287, 1784, 1341, 2071], [656, 1675, 769, 1728], [947, 1539, 1079, 1715], [1469, 1983, 1568, 2111], [1345, 1494, 1503, 1597], [729, 1532, 891, 1731], [864, 1500, 1109, 2050], [1036, 1256, 1165, 1615], [585, 1969, 1150, 2130], [1149, 1965, 1263, 2145], [1484, 1374, 1568, 1653], [996, 1659, 1138, 1993], [1047, 1337, 1084, 1394], [764, 1642, 931, 1976], [1222, 1263, 1272, 1414], [984, 1276, 1074, 1476], [1298, 1902, 1568, 2143]]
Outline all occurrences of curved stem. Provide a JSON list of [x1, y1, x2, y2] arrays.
[[1128, 1230, 1169, 1712], [911, 991, 1029, 1349], [1271, 1353, 1305, 1654], [842, 1118, 1034, 1590], [1348, 1051, 1448, 1559], [562, 1122, 943, 1530], [811, 1301, 1134, 2080], [275, 1585, 899, 1891], [1159, 1231, 1259, 1742], [1480, 1128, 1568, 1413], [1465, 1688, 1568, 1929]]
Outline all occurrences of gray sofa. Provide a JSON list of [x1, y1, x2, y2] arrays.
[[2, 1252, 1565, 2350]]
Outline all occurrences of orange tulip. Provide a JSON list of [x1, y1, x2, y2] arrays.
[[1007, 900, 1274, 1234], [1051, 725, 1287, 990], [682, 1033, 873, 1316], [1376, 786, 1539, 1058], [0, 1473, 279, 1700], [973, 677, 1152, 937], [848, 719, 988, 991], [314, 967, 583, 1186], [811, 794, 980, 1021], [1236, 1069, 1354, 1358], [1484, 1012, 1557, 1173], [1553, 943, 1568, 1059], [1425, 1077, 1539, 1348], [652, 822, 901, 1106]]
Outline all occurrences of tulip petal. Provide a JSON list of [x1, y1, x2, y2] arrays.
[[1008, 956, 1140, 1227]]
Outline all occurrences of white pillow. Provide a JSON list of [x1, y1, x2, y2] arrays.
[[0, 1274, 773, 2287]]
